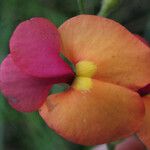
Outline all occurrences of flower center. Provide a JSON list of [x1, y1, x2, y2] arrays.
[[73, 60, 97, 91]]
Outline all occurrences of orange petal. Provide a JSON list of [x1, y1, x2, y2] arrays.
[[137, 95, 150, 148], [59, 15, 150, 90], [115, 136, 146, 150], [39, 79, 144, 145]]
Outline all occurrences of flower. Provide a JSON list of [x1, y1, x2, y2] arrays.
[[0, 18, 74, 112], [1, 15, 150, 146], [39, 15, 150, 145], [115, 136, 145, 150]]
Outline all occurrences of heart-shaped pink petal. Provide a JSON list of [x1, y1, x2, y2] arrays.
[[10, 17, 74, 78]]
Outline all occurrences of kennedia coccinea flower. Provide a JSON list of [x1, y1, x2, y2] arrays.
[[0, 15, 150, 146]]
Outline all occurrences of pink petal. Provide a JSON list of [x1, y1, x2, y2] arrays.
[[92, 144, 108, 150], [10, 17, 74, 78], [115, 136, 145, 150], [0, 55, 53, 112]]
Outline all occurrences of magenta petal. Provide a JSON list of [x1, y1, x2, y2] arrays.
[[0, 55, 53, 112], [10, 17, 74, 78], [138, 84, 150, 96]]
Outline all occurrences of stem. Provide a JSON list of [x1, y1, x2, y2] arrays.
[[97, 0, 120, 17], [77, 0, 85, 14]]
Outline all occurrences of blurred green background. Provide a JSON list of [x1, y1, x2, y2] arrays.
[[0, 0, 150, 150]]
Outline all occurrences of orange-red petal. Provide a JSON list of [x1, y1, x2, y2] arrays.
[[59, 15, 150, 90], [137, 95, 150, 148], [39, 79, 144, 145]]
